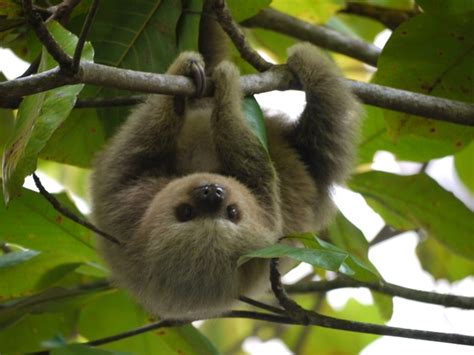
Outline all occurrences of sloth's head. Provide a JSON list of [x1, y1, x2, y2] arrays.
[[109, 173, 281, 318]]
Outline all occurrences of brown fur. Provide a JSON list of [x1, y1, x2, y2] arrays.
[[90, 44, 359, 319]]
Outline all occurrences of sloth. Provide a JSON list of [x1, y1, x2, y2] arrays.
[[90, 43, 359, 319]]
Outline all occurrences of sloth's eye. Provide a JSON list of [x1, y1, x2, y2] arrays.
[[226, 204, 240, 223], [175, 203, 195, 222]]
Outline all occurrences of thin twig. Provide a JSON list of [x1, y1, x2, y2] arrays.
[[213, 0, 272, 72], [18, 56, 41, 78], [285, 278, 474, 309], [238, 295, 286, 314], [72, 0, 100, 73], [369, 225, 403, 246], [242, 8, 381, 66], [48, 0, 82, 24], [1, 62, 473, 126], [32, 173, 121, 246], [23, 0, 72, 70]]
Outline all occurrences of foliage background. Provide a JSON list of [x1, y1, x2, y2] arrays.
[[0, 0, 473, 354]]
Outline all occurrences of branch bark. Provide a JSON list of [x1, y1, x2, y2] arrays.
[[1, 62, 472, 126], [286, 278, 474, 309], [242, 8, 381, 66]]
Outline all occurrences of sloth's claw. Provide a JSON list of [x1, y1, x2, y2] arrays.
[[191, 61, 206, 97]]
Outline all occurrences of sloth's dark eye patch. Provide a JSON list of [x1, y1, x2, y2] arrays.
[[226, 204, 241, 223], [175, 203, 195, 222]]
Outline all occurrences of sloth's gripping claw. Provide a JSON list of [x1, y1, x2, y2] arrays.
[[191, 61, 206, 97]]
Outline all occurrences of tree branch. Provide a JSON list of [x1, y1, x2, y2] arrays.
[[23, 0, 72, 71], [72, 0, 100, 73], [1, 62, 472, 126], [369, 225, 404, 246], [286, 278, 474, 310], [269, 260, 474, 346], [213, 0, 272, 72], [242, 8, 381, 66], [32, 173, 121, 246]]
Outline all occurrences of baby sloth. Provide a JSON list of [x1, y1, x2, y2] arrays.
[[90, 43, 359, 319]]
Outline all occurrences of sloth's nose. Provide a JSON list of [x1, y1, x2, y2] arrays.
[[193, 184, 226, 212]]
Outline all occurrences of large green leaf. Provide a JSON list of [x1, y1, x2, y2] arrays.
[[239, 243, 347, 271], [2, 22, 93, 203], [43, 0, 203, 168], [0, 187, 96, 258], [356, 105, 461, 165], [0, 282, 110, 331], [228, 0, 271, 21], [416, 0, 474, 13], [243, 96, 268, 149], [0, 311, 77, 353], [79, 290, 218, 355], [0, 250, 83, 299], [349, 171, 474, 260], [37, 160, 91, 201], [52, 344, 129, 355], [328, 14, 385, 43], [271, 0, 344, 24], [281, 298, 382, 354], [454, 141, 474, 194], [416, 237, 474, 282], [241, 233, 380, 282], [200, 318, 254, 353], [372, 13, 474, 162]]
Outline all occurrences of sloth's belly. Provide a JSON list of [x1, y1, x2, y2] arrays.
[[176, 108, 220, 174]]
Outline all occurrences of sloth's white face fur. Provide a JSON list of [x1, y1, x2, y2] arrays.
[[99, 173, 280, 319]]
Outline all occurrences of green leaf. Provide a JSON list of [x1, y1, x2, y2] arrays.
[[0, 187, 96, 258], [0, 251, 83, 299], [454, 141, 474, 194], [281, 298, 382, 353], [2, 22, 94, 203], [349, 171, 474, 260], [0, 311, 76, 353], [328, 212, 370, 260], [79, 290, 217, 355], [328, 213, 383, 282], [0, 249, 40, 269], [249, 28, 297, 64], [365, 0, 413, 9], [328, 14, 385, 43], [371, 291, 393, 321], [288, 233, 381, 282], [0, 282, 110, 331], [372, 13, 474, 162], [239, 243, 347, 271], [156, 325, 219, 355], [243, 96, 268, 149], [240, 233, 380, 282], [52, 344, 129, 355], [37, 160, 91, 201], [416, 237, 474, 282], [44, 0, 202, 168], [200, 318, 254, 353], [416, 0, 474, 13], [39, 108, 106, 168], [271, 0, 344, 24], [227, 0, 271, 21]]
